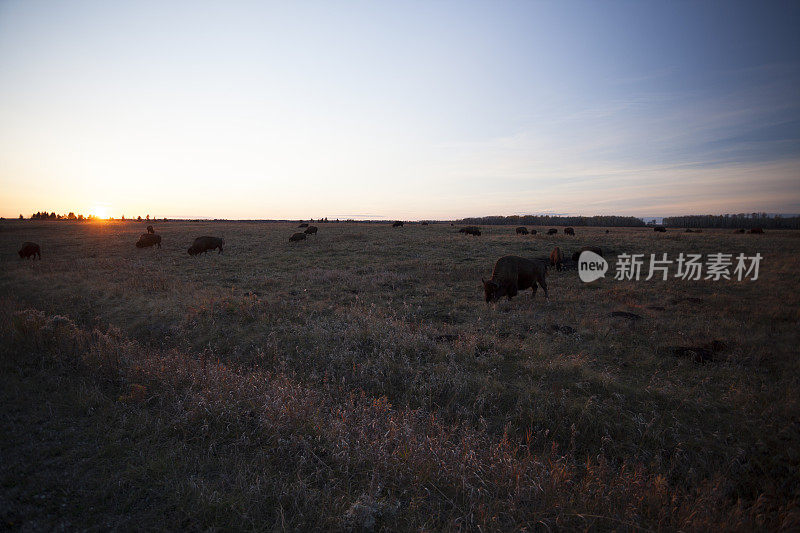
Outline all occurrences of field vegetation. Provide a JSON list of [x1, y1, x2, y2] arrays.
[[1, 220, 799, 530]]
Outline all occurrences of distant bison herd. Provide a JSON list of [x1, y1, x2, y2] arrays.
[[15, 223, 771, 305]]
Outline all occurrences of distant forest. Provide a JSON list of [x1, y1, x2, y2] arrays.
[[23, 212, 157, 221], [458, 215, 646, 227], [662, 213, 800, 229]]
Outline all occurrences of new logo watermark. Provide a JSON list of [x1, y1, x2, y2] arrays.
[[578, 251, 608, 282], [578, 252, 762, 282]]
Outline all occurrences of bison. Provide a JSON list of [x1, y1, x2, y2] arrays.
[[530, 229, 537, 235], [18, 242, 41, 260], [304, 225, 318, 235], [654, 226, 667, 232], [188, 236, 224, 255], [146, 225, 154, 234], [550, 246, 564, 271], [571, 246, 603, 262], [749, 227, 764, 234], [547, 228, 558, 235], [459, 226, 481, 236], [298, 223, 309, 228], [564, 227, 575, 236], [515, 226, 529, 235], [421, 221, 429, 226], [136, 233, 162, 249], [482, 256, 548, 303], [734, 228, 746, 234], [392, 221, 404, 227], [289, 232, 307, 242]]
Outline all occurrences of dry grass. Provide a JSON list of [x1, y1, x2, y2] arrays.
[[1, 220, 799, 530]]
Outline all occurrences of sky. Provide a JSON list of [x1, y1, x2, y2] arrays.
[[1, 0, 798, 220]]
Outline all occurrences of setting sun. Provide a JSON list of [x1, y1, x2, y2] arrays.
[[90, 206, 109, 219]]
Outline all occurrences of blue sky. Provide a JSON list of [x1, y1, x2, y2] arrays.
[[1, 0, 798, 219]]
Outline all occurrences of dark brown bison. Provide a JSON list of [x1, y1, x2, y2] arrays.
[[421, 221, 429, 226], [459, 226, 481, 236], [654, 226, 667, 232], [392, 221, 404, 227], [298, 223, 309, 228], [547, 228, 557, 235], [605, 229, 610, 233], [564, 227, 575, 235], [530, 229, 537, 235], [571, 246, 603, 262], [136, 233, 161, 249], [482, 255, 548, 303], [515, 226, 529, 235], [749, 227, 764, 234], [188, 236, 224, 255], [734, 228, 745, 234], [304, 225, 318, 235], [550, 246, 564, 271], [289, 232, 307, 242], [146, 225, 154, 234], [18, 242, 41, 259]]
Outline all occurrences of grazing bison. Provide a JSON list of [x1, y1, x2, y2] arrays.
[[550, 246, 564, 271], [392, 221, 404, 227], [564, 227, 575, 236], [605, 230, 610, 233], [547, 228, 558, 235], [304, 225, 318, 235], [18, 242, 41, 260], [298, 223, 309, 228], [654, 226, 667, 232], [571, 246, 603, 262], [289, 232, 307, 242], [515, 227, 529, 235], [136, 233, 161, 249], [188, 236, 224, 255], [421, 221, 429, 226], [459, 226, 481, 236], [146, 225, 154, 234], [482, 255, 548, 303], [749, 227, 764, 234], [734, 228, 746, 234], [530, 229, 537, 235]]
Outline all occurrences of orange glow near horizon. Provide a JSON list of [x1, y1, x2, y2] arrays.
[[90, 206, 110, 219]]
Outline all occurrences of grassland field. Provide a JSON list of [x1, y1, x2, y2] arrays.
[[1, 220, 798, 531]]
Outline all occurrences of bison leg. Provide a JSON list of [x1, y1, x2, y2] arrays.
[[539, 279, 549, 300]]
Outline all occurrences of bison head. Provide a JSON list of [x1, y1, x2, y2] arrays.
[[187, 245, 199, 256], [482, 279, 500, 303]]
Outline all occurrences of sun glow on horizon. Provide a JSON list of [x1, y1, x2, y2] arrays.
[[90, 205, 110, 219]]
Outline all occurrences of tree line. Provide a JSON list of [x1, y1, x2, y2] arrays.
[[662, 213, 800, 229], [24, 212, 159, 221], [458, 215, 646, 227]]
